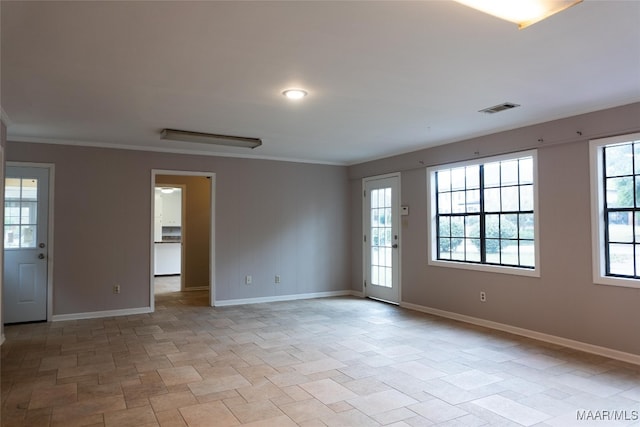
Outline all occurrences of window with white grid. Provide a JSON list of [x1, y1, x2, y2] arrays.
[[428, 150, 539, 277]]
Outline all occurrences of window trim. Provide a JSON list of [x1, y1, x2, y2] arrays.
[[427, 150, 540, 277], [590, 132, 640, 289]]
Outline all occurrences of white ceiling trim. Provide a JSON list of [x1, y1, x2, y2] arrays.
[[6, 135, 347, 166]]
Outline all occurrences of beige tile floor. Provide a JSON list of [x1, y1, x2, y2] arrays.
[[154, 276, 182, 295], [2, 290, 640, 426]]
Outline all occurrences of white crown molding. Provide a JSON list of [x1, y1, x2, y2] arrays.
[[401, 301, 640, 366], [7, 135, 347, 166]]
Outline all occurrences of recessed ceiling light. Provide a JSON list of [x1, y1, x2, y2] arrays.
[[282, 89, 308, 100]]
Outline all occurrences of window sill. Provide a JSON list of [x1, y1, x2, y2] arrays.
[[593, 275, 640, 289], [429, 259, 540, 278]]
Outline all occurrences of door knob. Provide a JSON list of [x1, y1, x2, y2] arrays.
[[38, 253, 45, 259], [392, 244, 398, 248]]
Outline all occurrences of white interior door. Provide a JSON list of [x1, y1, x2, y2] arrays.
[[3, 166, 49, 323], [364, 174, 400, 304]]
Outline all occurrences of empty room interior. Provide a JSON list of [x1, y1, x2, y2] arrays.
[[1, 1, 640, 426]]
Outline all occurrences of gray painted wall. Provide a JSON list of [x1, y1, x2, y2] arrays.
[[5, 143, 351, 315], [349, 102, 640, 356]]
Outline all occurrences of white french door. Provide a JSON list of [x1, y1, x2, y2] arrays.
[[363, 174, 400, 304], [4, 166, 50, 323]]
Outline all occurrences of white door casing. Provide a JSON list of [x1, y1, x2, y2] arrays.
[[363, 173, 401, 304], [4, 166, 51, 323]]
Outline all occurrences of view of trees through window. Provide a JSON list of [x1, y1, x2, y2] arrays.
[[603, 141, 640, 278], [434, 154, 535, 269]]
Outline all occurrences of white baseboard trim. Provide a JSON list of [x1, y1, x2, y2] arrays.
[[184, 286, 208, 291], [400, 302, 640, 366], [52, 306, 153, 322], [350, 290, 364, 298], [49, 291, 359, 320], [214, 290, 353, 307]]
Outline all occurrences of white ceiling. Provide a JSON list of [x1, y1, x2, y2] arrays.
[[2, 1, 639, 165]]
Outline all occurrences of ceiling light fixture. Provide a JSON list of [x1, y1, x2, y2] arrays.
[[282, 89, 308, 100], [160, 129, 262, 149], [160, 187, 175, 194], [454, 0, 582, 29]]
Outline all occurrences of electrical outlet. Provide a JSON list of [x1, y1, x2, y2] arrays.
[[113, 284, 121, 294], [245, 275, 252, 285], [275, 275, 281, 284], [480, 291, 486, 302]]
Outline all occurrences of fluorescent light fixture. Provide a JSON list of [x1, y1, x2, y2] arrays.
[[161, 128, 262, 149], [282, 89, 308, 100], [455, 0, 582, 29]]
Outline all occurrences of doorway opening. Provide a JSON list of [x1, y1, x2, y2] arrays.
[[153, 185, 184, 294], [151, 170, 215, 310]]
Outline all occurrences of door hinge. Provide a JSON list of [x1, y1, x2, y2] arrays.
[[363, 190, 366, 198], [364, 280, 367, 287], [364, 235, 367, 243]]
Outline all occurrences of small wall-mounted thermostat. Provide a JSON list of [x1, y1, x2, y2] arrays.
[[401, 206, 409, 216]]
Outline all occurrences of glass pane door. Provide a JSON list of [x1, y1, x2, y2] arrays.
[[370, 187, 393, 288], [364, 174, 400, 303]]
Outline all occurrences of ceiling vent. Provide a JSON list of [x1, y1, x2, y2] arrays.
[[479, 102, 520, 114]]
